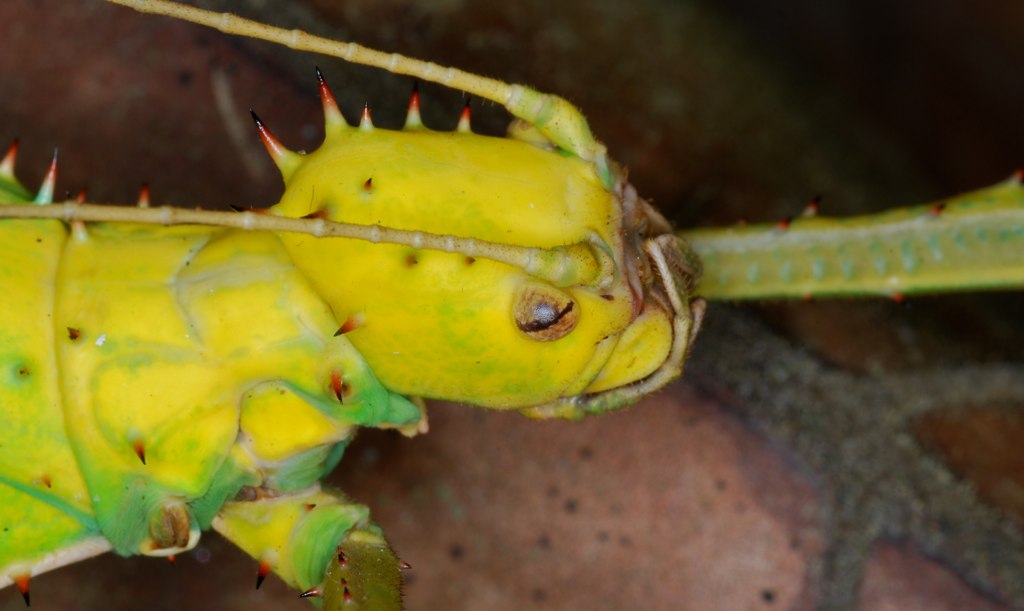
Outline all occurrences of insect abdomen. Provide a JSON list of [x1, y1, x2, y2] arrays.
[[0, 217, 110, 587]]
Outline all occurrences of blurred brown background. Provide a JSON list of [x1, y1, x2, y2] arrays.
[[1, 1, 1023, 609]]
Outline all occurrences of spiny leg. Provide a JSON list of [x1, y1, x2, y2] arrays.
[[213, 486, 403, 610]]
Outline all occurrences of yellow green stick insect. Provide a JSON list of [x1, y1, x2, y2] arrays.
[[2, 0, 705, 607], [0, 1, 1019, 609]]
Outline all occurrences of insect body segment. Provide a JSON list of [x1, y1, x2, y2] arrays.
[[0, 154, 420, 601], [266, 69, 703, 417], [0, 209, 112, 598]]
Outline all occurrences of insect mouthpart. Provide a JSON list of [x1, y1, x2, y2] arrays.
[[521, 183, 706, 420]]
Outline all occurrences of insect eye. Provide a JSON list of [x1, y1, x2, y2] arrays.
[[513, 283, 579, 342]]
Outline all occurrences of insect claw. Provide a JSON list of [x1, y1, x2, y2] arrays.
[[456, 99, 472, 133], [298, 586, 321, 599], [13, 574, 29, 607], [74, 188, 88, 204], [404, 83, 423, 129], [315, 67, 347, 133], [0, 138, 18, 178], [256, 560, 271, 590], [359, 103, 374, 130], [399, 560, 412, 570], [33, 148, 58, 205], [249, 110, 301, 180]]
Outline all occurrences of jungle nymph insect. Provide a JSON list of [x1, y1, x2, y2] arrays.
[[0, 1, 1022, 609]]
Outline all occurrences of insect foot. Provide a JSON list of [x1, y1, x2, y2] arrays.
[[321, 530, 404, 611], [212, 486, 403, 610], [142, 501, 199, 555]]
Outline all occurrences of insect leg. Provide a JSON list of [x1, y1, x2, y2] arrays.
[[212, 486, 403, 610]]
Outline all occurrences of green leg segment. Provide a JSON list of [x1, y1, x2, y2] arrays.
[[212, 485, 403, 610]]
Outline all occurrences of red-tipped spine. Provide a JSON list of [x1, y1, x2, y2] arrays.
[[316, 67, 346, 131], [405, 83, 423, 129], [330, 370, 348, 403], [334, 314, 364, 336], [132, 439, 146, 465], [359, 103, 374, 130], [34, 149, 58, 205], [456, 99, 472, 133], [250, 111, 291, 166], [256, 560, 271, 590], [14, 574, 30, 607], [0, 138, 18, 177], [801, 195, 821, 217], [137, 183, 151, 208]]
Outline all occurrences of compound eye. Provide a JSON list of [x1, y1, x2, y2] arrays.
[[513, 283, 579, 342]]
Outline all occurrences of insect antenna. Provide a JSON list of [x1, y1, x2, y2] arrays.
[[0, 202, 614, 288], [103, 0, 613, 185]]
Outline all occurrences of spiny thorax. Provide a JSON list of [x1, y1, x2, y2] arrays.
[[268, 118, 643, 409]]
